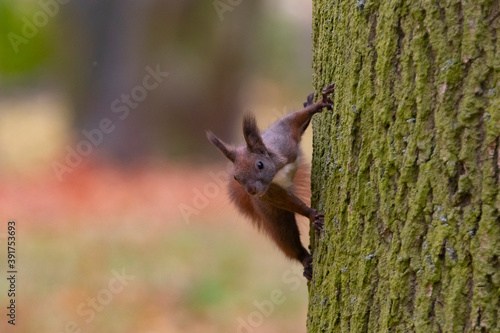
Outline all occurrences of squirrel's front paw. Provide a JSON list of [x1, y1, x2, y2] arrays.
[[312, 214, 324, 231], [302, 256, 313, 280], [321, 83, 335, 110], [303, 93, 314, 107], [303, 266, 312, 280], [309, 210, 324, 231]]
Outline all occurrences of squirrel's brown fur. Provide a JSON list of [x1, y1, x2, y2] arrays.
[[207, 83, 335, 280]]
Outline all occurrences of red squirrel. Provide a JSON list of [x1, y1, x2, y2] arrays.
[[206, 83, 335, 280]]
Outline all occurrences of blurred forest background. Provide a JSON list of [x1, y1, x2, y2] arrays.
[[0, 0, 315, 332]]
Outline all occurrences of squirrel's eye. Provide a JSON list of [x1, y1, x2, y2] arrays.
[[257, 161, 264, 170], [234, 176, 238, 182]]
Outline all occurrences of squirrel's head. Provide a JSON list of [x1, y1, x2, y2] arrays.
[[207, 114, 277, 196]]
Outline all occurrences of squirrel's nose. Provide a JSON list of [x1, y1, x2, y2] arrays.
[[247, 186, 257, 195]]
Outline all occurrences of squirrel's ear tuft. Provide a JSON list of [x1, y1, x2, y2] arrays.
[[206, 131, 236, 162], [243, 113, 267, 154]]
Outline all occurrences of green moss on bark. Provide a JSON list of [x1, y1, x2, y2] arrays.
[[308, 0, 500, 332]]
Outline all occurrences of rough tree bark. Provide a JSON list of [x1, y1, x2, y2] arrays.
[[308, 0, 499, 332]]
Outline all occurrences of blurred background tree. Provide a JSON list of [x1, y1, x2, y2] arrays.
[[0, 0, 314, 166], [0, 0, 312, 333], [0, 3, 317, 331]]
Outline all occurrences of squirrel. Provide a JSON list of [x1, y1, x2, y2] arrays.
[[206, 83, 335, 280]]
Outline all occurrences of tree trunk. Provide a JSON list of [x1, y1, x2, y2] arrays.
[[308, 0, 499, 332]]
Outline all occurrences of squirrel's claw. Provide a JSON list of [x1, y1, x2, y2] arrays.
[[303, 266, 312, 280], [302, 256, 313, 280], [309, 209, 324, 231], [321, 83, 335, 110], [322, 83, 335, 96], [314, 83, 334, 111], [303, 93, 314, 107], [312, 214, 324, 231], [319, 102, 333, 111]]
